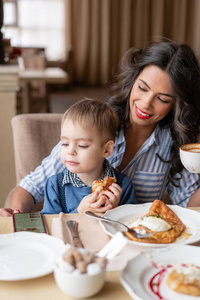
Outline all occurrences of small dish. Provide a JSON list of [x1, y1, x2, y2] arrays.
[[54, 264, 105, 298], [120, 244, 200, 300], [54, 245, 106, 298]]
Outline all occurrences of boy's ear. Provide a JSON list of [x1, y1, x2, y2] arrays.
[[103, 140, 114, 157]]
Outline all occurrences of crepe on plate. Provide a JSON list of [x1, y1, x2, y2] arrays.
[[124, 199, 185, 244]]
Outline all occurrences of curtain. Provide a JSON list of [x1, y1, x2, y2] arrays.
[[65, 0, 200, 85], [0, 0, 4, 63]]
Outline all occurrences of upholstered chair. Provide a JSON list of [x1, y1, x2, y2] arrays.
[[5, 113, 63, 210]]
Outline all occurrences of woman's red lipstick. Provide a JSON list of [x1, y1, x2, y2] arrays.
[[135, 105, 152, 119]]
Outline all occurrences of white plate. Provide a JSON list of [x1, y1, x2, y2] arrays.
[[120, 245, 200, 300], [0, 231, 64, 281], [100, 203, 200, 247]]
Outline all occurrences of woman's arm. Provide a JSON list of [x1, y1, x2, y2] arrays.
[[1, 142, 63, 216], [18, 141, 64, 204], [187, 187, 200, 207], [9, 186, 35, 212], [0, 186, 35, 217], [168, 168, 200, 207]]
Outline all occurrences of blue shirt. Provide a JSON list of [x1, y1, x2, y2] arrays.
[[20, 124, 200, 207], [41, 166, 137, 214]]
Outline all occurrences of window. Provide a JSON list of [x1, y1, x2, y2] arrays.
[[2, 0, 66, 61]]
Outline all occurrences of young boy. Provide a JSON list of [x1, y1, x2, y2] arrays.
[[41, 99, 137, 214]]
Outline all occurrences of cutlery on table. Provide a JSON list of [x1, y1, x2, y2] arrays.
[[67, 220, 126, 260], [85, 211, 157, 239], [67, 220, 84, 248]]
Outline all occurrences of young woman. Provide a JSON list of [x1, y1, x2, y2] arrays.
[[1, 40, 200, 216], [107, 42, 200, 206]]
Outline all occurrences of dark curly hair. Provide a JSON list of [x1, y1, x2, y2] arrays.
[[107, 41, 200, 183]]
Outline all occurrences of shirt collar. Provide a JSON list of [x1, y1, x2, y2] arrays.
[[62, 159, 116, 187], [118, 124, 159, 148], [147, 124, 159, 146], [153, 123, 167, 146]]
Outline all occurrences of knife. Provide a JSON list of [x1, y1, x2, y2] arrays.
[[67, 220, 84, 248]]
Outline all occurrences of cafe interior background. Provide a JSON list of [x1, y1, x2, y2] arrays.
[[0, 0, 200, 208]]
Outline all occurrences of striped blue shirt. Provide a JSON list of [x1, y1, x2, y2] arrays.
[[19, 124, 200, 207]]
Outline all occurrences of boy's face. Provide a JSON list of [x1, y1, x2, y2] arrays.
[[60, 118, 113, 184]]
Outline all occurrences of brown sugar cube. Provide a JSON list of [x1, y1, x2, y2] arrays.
[[72, 249, 83, 264], [62, 248, 76, 266], [82, 251, 95, 264], [76, 260, 88, 274]]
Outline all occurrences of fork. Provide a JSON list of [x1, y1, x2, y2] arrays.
[[85, 211, 157, 239]]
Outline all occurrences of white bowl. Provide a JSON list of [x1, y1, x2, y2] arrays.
[[180, 143, 200, 173], [54, 264, 105, 298]]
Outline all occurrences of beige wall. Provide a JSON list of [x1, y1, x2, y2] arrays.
[[0, 67, 18, 208]]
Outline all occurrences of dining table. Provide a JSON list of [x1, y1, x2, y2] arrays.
[[0, 208, 200, 300], [19, 67, 70, 113], [0, 213, 133, 300]]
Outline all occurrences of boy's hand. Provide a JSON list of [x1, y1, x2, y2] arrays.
[[102, 183, 122, 208], [77, 183, 122, 214], [77, 191, 112, 214]]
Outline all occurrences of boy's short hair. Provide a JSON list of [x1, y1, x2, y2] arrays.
[[61, 98, 119, 143]]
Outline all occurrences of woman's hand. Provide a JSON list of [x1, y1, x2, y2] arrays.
[[77, 191, 112, 214], [0, 208, 20, 217]]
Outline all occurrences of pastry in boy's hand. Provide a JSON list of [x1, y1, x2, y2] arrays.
[[92, 176, 115, 200]]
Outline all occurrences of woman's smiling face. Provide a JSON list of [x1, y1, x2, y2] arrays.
[[129, 65, 174, 129]]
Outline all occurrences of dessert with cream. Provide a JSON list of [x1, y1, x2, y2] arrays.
[[167, 263, 200, 296]]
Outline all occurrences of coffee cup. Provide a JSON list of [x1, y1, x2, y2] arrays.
[[179, 143, 200, 173]]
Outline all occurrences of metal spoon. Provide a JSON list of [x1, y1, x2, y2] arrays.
[[86, 211, 156, 239]]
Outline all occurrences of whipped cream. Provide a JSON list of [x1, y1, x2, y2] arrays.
[[129, 216, 171, 232], [176, 264, 200, 281]]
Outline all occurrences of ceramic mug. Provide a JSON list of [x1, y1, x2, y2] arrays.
[[179, 143, 200, 173]]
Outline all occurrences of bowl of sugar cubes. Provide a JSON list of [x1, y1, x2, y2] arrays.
[[54, 244, 107, 298]]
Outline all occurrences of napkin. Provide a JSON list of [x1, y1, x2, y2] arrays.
[[52, 212, 110, 252], [52, 212, 146, 271]]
